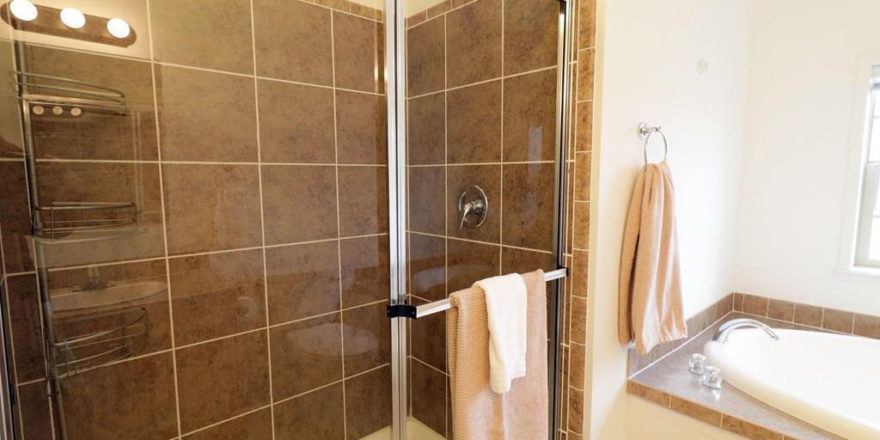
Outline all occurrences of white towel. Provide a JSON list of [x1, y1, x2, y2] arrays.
[[473, 273, 528, 393]]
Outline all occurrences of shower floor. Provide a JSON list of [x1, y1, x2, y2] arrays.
[[362, 418, 445, 440]]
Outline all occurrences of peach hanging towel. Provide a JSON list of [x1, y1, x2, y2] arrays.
[[447, 270, 548, 440], [618, 162, 687, 354]]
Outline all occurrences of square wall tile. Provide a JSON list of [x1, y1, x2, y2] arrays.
[[501, 247, 555, 274], [338, 166, 388, 236], [258, 80, 335, 163], [156, 66, 258, 162], [411, 297, 446, 370], [0, 162, 33, 272], [503, 69, 557, 162], [176, 331, 270, 432], [343, 302, 390, 375], [35, 162, 166, 268], [576, 49, 595, 102], [266, 241, 340, 324], [572, 201, 590, 250], [336, 91, 387, 164], [333, 12, 384, 93], [574, 152, 591, 201], [345, 366, 391, 440], [411, 361, 446, 435], [408, 166, 445, 235], [793, 303, 823, 327], [24, 45, 155, 107], [24, 46, 157, 161], [254, 0, 333, 85], [62, 353, 178, 440], [31, 109, 158, 162], [447, 239, 499, 292], [270, 313, 343, 399], [183, 409, 272, 440], [169, 249, 266, 345], [17, 381, 54, 440], [274, 384, 345, 440], [446, 0, 502, 87], [48, 260, 172, 358], [163, 164, 262, 255], [447, 80, 502, 164], [578, 0, 597, 50], [341, 235, 390, 308], [406, 17, 445, 96], [409, 233, 446, 301], [767, 299, 794, 322], [447, 165, 501, 243], [6, 275, 44, 383], [151, 0, 254, 73], [575, 101, 593, 152], [408, 93, 445, 165], [503, 0, 558, 74], [262, 165, 338, 244], [854, 313, 880, 339], [822, 308, 854, 333]]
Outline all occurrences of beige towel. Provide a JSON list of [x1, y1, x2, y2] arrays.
[[618, 162, 687, 354], [448, 270, 548, 440]]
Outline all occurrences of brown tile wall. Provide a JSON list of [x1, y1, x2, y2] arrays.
[[403, 0, 595, 438], [0, 1, 389, 439], [733, 293, 880, 340], [627, 294, 735, 376]]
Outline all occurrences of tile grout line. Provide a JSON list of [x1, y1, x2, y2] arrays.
[[144, 1, 183, 436], [246, 0, 277, 438], [411, 356, 447, 377], [328, 10, 349, 439], [409, 160, 556, 167], [407, 63, 559, 101], [32, 158, 389, 166], [28, 232, 390, 276], [410, 231, 555, 255]]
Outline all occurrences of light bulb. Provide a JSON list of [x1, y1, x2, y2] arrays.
[[60, 8, 85, 29], [9, 0, 38, 22], [106, 17, 130, 38]]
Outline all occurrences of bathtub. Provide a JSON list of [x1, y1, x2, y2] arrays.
[[704, 328, 880, 440]]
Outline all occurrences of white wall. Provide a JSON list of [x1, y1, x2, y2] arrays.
[[735, 0, 880, 316], [627, 398, 746, 440], [587, 0, 753, 438]]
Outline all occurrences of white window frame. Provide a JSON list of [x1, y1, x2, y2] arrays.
[[837, 58, 880, 279], [854, 82, 880, 268]]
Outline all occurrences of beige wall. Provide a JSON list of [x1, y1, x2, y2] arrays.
[[587, 0, 754, 438]]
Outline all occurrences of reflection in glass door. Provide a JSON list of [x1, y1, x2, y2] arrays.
[[0, 0, 572, 439], [1, 0, 391, 439]]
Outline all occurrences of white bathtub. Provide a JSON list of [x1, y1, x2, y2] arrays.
[[704, 328, 880, 440]]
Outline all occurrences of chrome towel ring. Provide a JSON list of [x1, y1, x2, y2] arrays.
[[638, 122, 669, 164]]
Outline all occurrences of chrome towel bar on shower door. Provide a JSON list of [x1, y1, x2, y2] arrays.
[[386, 268, 569, 319]]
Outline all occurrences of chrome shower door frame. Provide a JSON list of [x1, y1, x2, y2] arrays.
[[384, 0, 408, 438], [384, 0, 574, 439]]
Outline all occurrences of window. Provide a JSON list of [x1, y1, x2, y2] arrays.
[[855, 66, 880, 267]]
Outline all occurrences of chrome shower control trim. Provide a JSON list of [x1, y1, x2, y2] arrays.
[[458, 185, 489, 229]]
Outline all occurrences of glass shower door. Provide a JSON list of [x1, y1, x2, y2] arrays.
[[391, 0, 571, 438], [0, 1, 392, 439]]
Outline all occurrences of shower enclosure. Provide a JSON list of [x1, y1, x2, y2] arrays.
[[0, 0, 574, 439]]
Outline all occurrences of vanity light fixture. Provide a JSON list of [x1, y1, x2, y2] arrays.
[[9, 0, 37, 21], [0, 2, 137, 47], [59, 7, 85, 29], [106, 17, 130, 39]]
